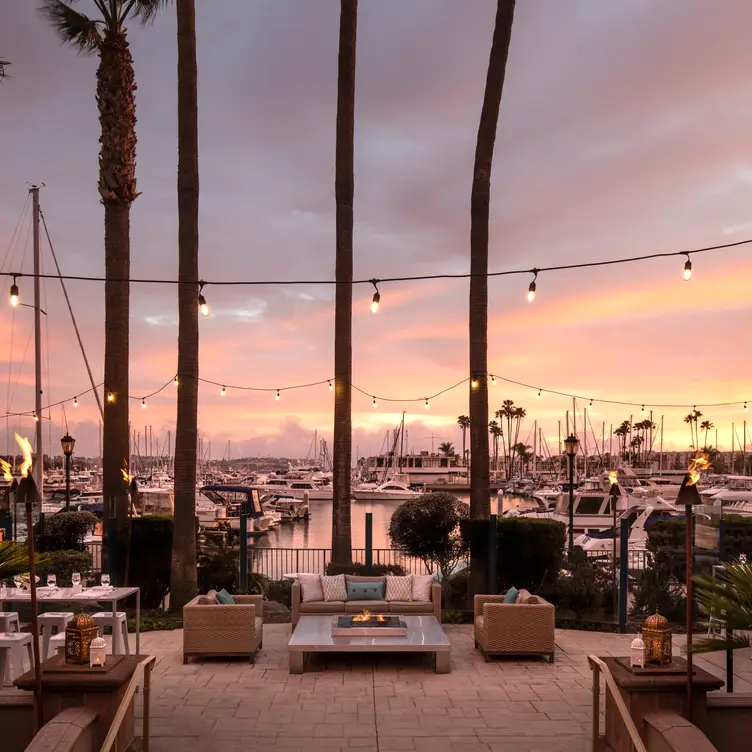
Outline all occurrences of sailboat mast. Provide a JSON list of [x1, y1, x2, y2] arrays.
[[31, 185, 43, 496]]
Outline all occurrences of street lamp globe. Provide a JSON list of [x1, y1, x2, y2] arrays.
[[60, 434, 75, 456], [564, 434, 580, 456]]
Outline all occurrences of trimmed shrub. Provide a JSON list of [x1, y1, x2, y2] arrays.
[[197, 538, 238, 593], [37, 549, 93, 587], [116, 516, 172, 609], [36, 511, 98, 552], [324, 561, 408, 577], [265, 578, 293, 609], [630, 550, 686, 624], [545, 561, 616, 618], [389, 493, 469, 581]]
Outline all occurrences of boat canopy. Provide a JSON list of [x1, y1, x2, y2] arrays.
[[199, 485, 265, 517]]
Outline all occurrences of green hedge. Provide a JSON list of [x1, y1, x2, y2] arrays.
[[35, 511, 98, 552], [461, 517, 566, 592], [37, 550, 94, 586]]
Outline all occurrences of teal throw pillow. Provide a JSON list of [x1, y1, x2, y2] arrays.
[[346, 581, 383, 601], [217, 588, 235, 605], [503, 586, 519, 604]]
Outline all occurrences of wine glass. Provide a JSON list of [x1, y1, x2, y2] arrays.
[[47, 574, 57, 589], [71, 572, 81, 589], [13, 574, 21, 591], [100, 573, 110, 589]]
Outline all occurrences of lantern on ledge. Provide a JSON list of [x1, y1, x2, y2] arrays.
[[65, 612, 99, 665], [630, 636, 645, 669], [89, 636, 107, 668], [642, 610, 673, 666]]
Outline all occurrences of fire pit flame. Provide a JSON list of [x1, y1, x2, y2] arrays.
[[377, 614, 385, 623], [352, 609, 371, 623]]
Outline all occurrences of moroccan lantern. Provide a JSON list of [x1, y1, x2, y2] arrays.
[[642, 610, 673, 666], [630, 636, 645, 669], [65, 612, 99, 665], [89, 636, 107, 668]]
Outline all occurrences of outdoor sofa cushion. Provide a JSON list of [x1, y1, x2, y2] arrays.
[[346, 581, 384, 600]]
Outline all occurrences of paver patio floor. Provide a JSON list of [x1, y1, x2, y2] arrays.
[[131, 625, 752, 752]]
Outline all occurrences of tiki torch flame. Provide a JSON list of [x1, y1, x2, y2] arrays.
[[15, 433, 32, 478], [0, 458, 12, 483], [353, 610, 371, 622], [687, 452, 710, 486], [121, 463, 133, 483], [608, 471, 618, 487]]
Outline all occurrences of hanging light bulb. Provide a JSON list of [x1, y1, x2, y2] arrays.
[[527, 270, 538, 303], [73, 396, 78, 408], [490, 375, 496, 386], [33, 411, 38, 422], [589, 399, 593, 407], [141, 399, 147, 409], [198, 282, 209, 316], [683, 254, 692, 282], [221, 386, 226, 397], [470, 377, 479, 389], [9, 276, 19, 308], [641, 405, 646, 414], [328, 380, 333, 391], [744, 402, 748, 413], [692, 406, 697, 417], [372, 396, 377, 408], [537, 390, 542, 399], [275, 389, 280, 401], [106, 392, 115, 404], [424, 398, 429, 410], [174, 376, 179, 387], [370, 279, 380, 313]]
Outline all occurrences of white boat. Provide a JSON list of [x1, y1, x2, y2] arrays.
[[254, 477, 332, 501], [352, 481, 421, 502], [261, 494, 310, 521], [198, 485, 274, 536]]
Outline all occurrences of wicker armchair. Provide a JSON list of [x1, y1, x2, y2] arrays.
[[474, 594, 555, 663], [183, 594, 263, 663]]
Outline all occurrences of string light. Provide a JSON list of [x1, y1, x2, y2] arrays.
[[527, 270, 538, 303], [73, 396, 78, 407], [490, 375, 496, 386], [683, 254, 692, 281], [221, 386, 226, 396], [106, 392, 115, 404], [471, 377, 479, 389], [641, 405, 646, 414], [275, 389, 280, 401], [692, 406, 697, 417], [9, 275, 19, 308], [198, 282, 209, 317], [33, 411, 38, 422], [141, 399, 147, 409], [589, 399, 593, 407], [537, 390, 542, 399], [424, 398, 429, 410], [745, 402, 748, 413], [174, 376, 179, 387], [328, 380, 333, 391], [370, 279, 380, 313], [372, 396, 377, 408]]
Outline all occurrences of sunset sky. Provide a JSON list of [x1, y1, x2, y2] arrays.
[[1, 0, 751, 460]]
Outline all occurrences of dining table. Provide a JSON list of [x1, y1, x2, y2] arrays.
[[1, 586, 141, 655]]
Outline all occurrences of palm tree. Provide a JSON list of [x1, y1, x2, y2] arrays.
[[488, 421, 501, 473], [39, 0, 165, 582], [691, 559, 752, 653], [331, 0, 357, 568], [469, 0, 515, 520], [170, 0, 198, 611], [0, 540, 49, 580], [0, 58, 10, 81], [684, 411, 702, 449], [438, 442, 455, 457], [457, 416, 470, 466], [613, 420, 631, 460], [700, 420, 714, 448]]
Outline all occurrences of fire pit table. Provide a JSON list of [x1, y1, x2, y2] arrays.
[[288, 613, 451, 674]]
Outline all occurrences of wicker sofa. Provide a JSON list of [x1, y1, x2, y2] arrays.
[[183, 593, 263, 663], [291, 575, 442, 627], [474, 593, 555, 662]]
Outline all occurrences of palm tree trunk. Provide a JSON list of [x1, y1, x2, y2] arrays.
[[170, 0, 199, 610], [102, 201, 130, 583], [331, 0, 357, 567]]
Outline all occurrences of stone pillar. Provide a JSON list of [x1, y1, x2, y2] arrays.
[[600, 656, 723, 752]]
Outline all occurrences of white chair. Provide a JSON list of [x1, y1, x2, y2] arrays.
[[38, 612, 74, 661], [0, 632, 34, 685], [92, 612, 129, 655], [48, 632, 66, 659], [0, 612, 20, 632]]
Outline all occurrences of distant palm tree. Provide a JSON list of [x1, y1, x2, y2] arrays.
[[438, 442, 455, 457], [684, 411, 702, 450], [469, 0, 516, 520], [39, 0, 166, 582], [331, 0, 357, 568], [512, 442, 531, 476], [613, 420, 631, 460], [457, 415, 470, 466], [170, 0, 199, 612], [700, 420, 714, 448], [488, 421, 502, 473]]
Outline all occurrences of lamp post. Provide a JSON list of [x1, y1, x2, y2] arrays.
[[60, 434, 75, 511], [564, 434, 580, 553]]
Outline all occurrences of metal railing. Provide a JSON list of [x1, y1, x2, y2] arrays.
[[588, 654, 647, 752], [100, 654, 156, 752], [583, 549, 649, 572], [247, 547, 437, 579]]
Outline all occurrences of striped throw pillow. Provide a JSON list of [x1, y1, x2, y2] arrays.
[[385, 575, 413, 602], [320, 574, 347, 602]]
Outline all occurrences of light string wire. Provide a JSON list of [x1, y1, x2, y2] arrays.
[[2, 233, 750, 288], [5, 371, 748, 419]]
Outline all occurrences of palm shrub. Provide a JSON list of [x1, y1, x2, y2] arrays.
[[691, 559, 752, 653], [389, 493, 469, 582], [0, 540, 50, 582]]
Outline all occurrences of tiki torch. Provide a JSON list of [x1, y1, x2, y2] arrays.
[[15, 434, 44, 731], [609, 471, 621, 620], [676, 452, 710, 723]]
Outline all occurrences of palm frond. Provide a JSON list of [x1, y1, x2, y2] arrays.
[[0, 59, 10, 81], [689, 633, 750, 654], [0, 540, 50, 581], [39, 0, 102, 54], [123, 0, 171, 25]]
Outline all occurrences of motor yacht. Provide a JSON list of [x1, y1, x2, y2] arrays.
[[261, 493, 310, 521], [352, 481, 422, 502]]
